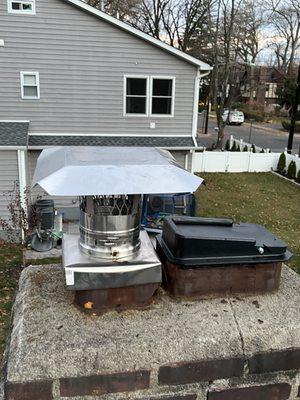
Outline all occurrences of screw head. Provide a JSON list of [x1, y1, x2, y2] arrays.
[[258, 247, 264, 254]]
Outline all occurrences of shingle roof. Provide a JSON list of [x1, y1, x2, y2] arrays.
[[196, 137, 205, 147], [28, 135, 196, 148], [0, 122, 29, 146]]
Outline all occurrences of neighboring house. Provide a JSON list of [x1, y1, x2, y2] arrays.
[[239, 66, 283, 109], [0, 0, 211, 219]]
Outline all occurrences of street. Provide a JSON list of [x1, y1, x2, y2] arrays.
[[197, 114, 300, 153]]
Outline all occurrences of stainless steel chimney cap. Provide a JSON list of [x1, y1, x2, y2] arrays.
[[32, 146, 203, 196]]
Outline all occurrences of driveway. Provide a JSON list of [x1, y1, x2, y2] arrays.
[[198, 113, 300, 154]]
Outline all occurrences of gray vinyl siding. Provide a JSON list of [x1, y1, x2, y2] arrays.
[[169, 150, 192, 171], [170, 151, 186, 168], [28, 150, 79, 208], [0, 0, 197, 136], [0, 151, 19, 219]]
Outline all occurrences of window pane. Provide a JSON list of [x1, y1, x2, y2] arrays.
[[23, 85, 38, 97], [152, 79, 172, 96], [11, 2, 21, 9], [152, 97, 172, 114], [22, 3, 32, 9], [126, 97, 146, 114], [126, 78, 146, 96], [23, 74, 36, 85]]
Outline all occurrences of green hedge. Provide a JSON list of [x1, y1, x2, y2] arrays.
[[243, 109, 266, 123], [281, 120, 300, 133], [287, 161, 297, 180], [230, 102, 266, 123]]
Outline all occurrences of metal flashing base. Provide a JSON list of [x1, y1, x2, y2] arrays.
[[63, 230, 162, 291]]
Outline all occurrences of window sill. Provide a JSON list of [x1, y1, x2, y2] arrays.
[[123, 114, 174, 118]]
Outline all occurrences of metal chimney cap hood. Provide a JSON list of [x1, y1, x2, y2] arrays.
[[32, 146, 203, 196]]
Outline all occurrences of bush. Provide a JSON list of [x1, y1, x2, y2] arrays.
[[225, 139, 230, 151], [229, 102, 266, 122], [296, 169, 300, 184], [286, 161, 297, 180], [243, 109, 266, 123], [251, 144, 256, 153], [277, 152, 286, 175], [231, 141, 237, 152], [243, 146, 248, 152], [281, 120, 300, 133], [236, 144, 241, 152], [260, 148, 265, 153]]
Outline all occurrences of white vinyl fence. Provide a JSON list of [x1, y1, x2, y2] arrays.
[[230, 135, 267, 153], [192, 150, 300, 173], [285, 153, 300, 171]]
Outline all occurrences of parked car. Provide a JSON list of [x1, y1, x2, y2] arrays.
[[222, 109, 244, 125]]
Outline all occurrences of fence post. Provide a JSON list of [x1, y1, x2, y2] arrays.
[[201, 149, 205, 172], [191, 150, 195, 173], [225, 151, 230, 172], [248, 148, 253, 172]]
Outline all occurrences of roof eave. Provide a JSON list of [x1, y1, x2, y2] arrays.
[[62, 0, 212, 71]]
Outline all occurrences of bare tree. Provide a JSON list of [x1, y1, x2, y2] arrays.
[[163, 0, 214, 52], [235, 0, 265, 64], [210, 0, 244, 148], [132, 0, 171, 39], [131, 0, 214, 55], [267, 0, 300, 74], [87, 0, 140, 21]]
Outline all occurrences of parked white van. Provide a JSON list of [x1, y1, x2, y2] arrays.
[[222, 109, 245, 125]]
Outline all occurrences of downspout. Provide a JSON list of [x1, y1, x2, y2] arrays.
[[17, 149, 27, 242], [191, 68, 211, 172], [192, 69, 211, 142], [17, 124, 29, 242]]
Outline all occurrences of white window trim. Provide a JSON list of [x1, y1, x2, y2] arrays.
[[123, 75, 149, 117], [150, 76, 175, 118], [20, 71, 40, 100], [8, 0, 36, 14], [123, 75, 175, 118]]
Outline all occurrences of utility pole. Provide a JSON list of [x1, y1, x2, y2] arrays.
[[204, 101, 209, 134], [287, 64, 300, 154], [248, 119, 254, 144]]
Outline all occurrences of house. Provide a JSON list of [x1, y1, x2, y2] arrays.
[[239, 66, 283, 110], [0, 0, 211, 219]]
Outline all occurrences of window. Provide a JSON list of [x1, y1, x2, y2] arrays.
[[20, 72, 40, 99], [151, 77, 174, 116], [265, 82, 277, 99], [8, 0, 35, 14], [125, 77, 148, 115], [124, 75, 175, 117]]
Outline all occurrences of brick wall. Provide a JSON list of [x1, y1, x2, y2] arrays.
[[5, 348, 300, 399]]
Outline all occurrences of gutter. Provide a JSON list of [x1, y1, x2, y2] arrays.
[[0, 146, 27, 150], [28, 145, 204, 151]]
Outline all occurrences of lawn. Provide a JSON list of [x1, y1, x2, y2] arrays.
[[195, 172, 300, 274]]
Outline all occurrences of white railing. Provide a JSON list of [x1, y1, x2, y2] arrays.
[[192, 149, 300, 174], [229, 135, 268, 153]]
